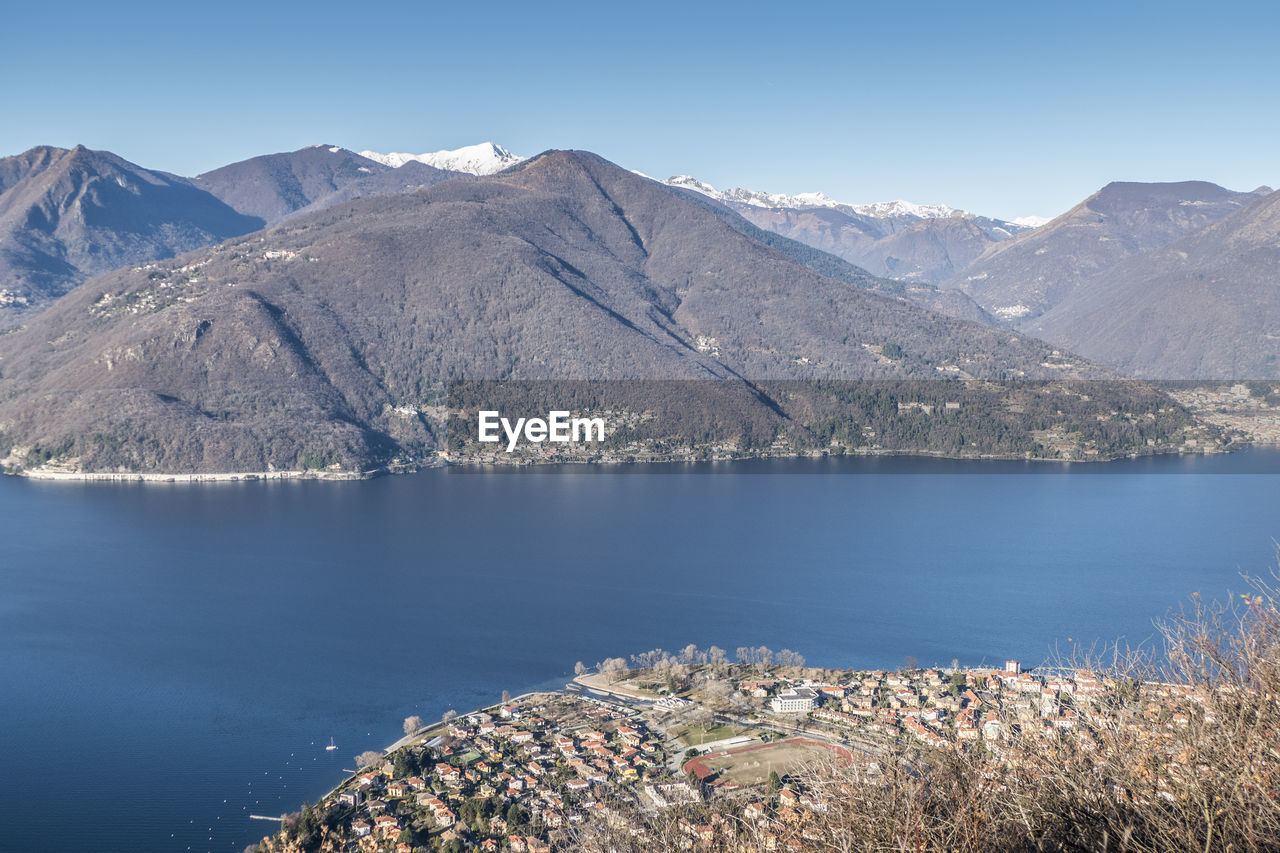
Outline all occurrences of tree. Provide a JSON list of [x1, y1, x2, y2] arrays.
[[285, 802, 323, 851], [631, 649, 664, 669], [501, 689, 512, 703], [708, 646, 727, 672], [777, 649, 806, 669], [403, 715, 424, 737], [598, 657, 628, 684], [574, 661, 588, 676], [689, 707, 715, 735], [442, 709, 458, 725], [695, 679, 733, 713], [768, 770, 783, 793], [904, 654, 919, 671], [680, 643, 699, 665], [355, 750, 383, 769]]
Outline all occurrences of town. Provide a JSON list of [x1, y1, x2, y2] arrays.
[[252, 643, 1233, 853]]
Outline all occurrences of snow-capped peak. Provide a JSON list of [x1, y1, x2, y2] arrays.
[[359, 142, 524, 175], [666, 175, 721, 195], [1010, 215, 1050, 228], [663, 175, 963, 220], [852, 199, 961, 219]]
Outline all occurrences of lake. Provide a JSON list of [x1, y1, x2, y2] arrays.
[[3, 450, 1280, 852]]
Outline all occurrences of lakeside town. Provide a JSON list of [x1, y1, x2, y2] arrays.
[[250, 643, 1231, 853]]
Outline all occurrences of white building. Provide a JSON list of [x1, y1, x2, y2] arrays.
[[769, 687, 819, 714]]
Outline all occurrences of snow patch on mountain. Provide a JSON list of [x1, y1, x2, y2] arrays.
[[359, 142, 524, 175], [1011, 215, 1051, 228], [664, 175, 965, 220]]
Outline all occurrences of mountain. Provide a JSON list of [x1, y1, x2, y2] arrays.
[[667, 183, 996, 324], [664, 175, 1030, 285], [281, 160, 464, 221], [358, 142, 523, 175], [192, 145, 460, 226], [1023, 188, 1280, 378], [664, 177, 962, 219], [0, 150, 1124, 476], [948, 180, 1269, 322], [0, 145, 262, 324]]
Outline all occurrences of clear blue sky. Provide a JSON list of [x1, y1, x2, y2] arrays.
[[4, 0, 1276, 220]]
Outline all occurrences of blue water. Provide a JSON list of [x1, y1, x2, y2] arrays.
[[3, 451, 1280, 852]]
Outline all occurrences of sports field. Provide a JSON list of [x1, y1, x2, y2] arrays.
[[684, 737, 850, 786]]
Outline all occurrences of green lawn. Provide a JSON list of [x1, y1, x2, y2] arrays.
[[673, 724, 750, 746]]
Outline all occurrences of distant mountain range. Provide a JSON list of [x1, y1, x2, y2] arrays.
[[0, 136, 1276, 479], [1023, 187, 1280, 378], [0, 145, 262, 322], [948, 181, 1269, 320], [664, 176, 967, 220], [945, 180, 1277, 377], [193, 145, 462, 226], [0, 150, 1124, 475], [357, 142, 523, 175], [0, 140, 1036, 328], [662, 171, 1280, 379], [664, 175, 1034, 285], [0, 145, 478, 326]]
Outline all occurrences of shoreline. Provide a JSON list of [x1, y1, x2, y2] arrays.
[[12, 467, 391, 483], [314, 690, 557, 804], [7, 443, 1247, 484]]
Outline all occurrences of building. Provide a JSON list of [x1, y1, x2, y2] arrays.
[[769, 686, 819, 714]]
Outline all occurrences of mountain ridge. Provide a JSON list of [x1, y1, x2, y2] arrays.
[[358, 141, 523, 175], [0, 144, 263, 324], [662, 173, 1032, 285], [0, 148, 1134, 476], [948, 180, 1269, 322], [1023, 187, 1280, 378], [194, 145, 464, 227]]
